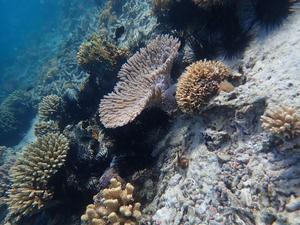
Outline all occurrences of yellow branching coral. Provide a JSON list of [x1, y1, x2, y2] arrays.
[[175, 60, 231, 114], [77, 33, 129, 68], [261, 106, 300, 138], [38, 95, 64, 121], [6, 133, 69, 222], [34, 120, 60, 137], [99, 35, 181, 128], [81, 178, 142, 225]]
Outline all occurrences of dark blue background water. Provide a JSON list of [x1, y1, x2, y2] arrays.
[[0, 0, 61, 65]]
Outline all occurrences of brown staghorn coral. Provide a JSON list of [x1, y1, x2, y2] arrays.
[[261, 105, 300, 139], [6, 133, 69, 222], [99, 35, 181, 128], [34, 120, 60, 137], [38, 95, 64, 121], [77, 33, 129, 68], [153, 0, 173, 13], [81, 178, 142, 225], [175, 60, 231, 114]]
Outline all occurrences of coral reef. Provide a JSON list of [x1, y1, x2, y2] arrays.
[[6, 133, 69, 222], [192, 0, 224, 8], [77, 33, 129, 70], [99, 35, 180, 128], [175, 60, 231, 114], [38, 95, 64, 121], [81, 178, 142, 225], [261, 105, 300, 138], [0, 90, 34, 146], [34, 120, 60, 137], [0, 157, 15, 206]]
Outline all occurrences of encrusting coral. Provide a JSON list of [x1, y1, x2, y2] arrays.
[[34, 120, 60, 137], [261, 105, 300, 138], [175, 60, 232, 114], [81, 178, 142, 225], [38, 94, 64, 121], [99, 34, 181, 128], [77, 33, 129, 69], [6, 133, 69, 222]]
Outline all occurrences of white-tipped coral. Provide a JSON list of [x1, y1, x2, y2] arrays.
[[81, 178, 142, 225], [99, 35, 180, 128], [38, 95, 64, 121], [175, 60, 232, 114], [6, 133, 69, 222], [261, 105, 300, 139]]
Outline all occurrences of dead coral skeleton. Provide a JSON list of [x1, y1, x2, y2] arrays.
[[6, 133, 69, 222], [175, 60, 232, 114], [261, 105, 300, 139], [81, 178, 142, 225], [99, 34, 181, 128]]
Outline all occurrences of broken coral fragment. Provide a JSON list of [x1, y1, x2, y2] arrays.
[[261, 105, 300, 138], [99, 34, 180, 128], [175, 60, 231, 114], [81, 178, 141, 225]]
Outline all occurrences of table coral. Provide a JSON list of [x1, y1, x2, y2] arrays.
[[6, 133, 69, 222], [81, 178, 142, 225], [261, 105, 300, 139], [175, 60, 231, 114], [99, 34, 180, 128]]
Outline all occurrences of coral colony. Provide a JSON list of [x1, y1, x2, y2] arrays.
[[0, 0, 299, 225]]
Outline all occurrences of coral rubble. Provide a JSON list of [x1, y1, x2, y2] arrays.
[[81, 178, 142, 225], [6, 133, 69, 222], [261, 105, 300, 138], [99, 35, 180, 128], [175, 60, 232, 114]]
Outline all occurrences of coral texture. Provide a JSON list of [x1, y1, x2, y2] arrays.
[[34, 120, 60, 137], [261, 105, 300, 138], [81, 178, 142, 225], [0, 158, 15, 206], [192, 0, 224, 8], [175, 60, 231, 114], [0, 90, 33, 144], [77, 33, 129, 68], [6, 133, 69, 222], [99, 35, 180, 128], [38, 95, 64, 121]]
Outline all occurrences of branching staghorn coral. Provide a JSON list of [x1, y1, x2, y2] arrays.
[[176, 60, 232, 114], [6, 133, 69, 222], [77, 33, 129, 69], [34, 120, 60, 137], [99, 35, 181, 128], [261, 105, 300, 138], [81, 178, 142, 225], [38, 95, 64, 121]]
